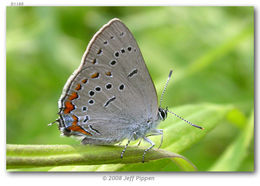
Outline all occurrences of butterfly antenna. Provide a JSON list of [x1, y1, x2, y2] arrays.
[[167, 109, 204, 130], [159, 70, 173, 107]]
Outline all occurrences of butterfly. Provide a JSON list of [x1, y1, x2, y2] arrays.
[[51, 18, 203, 162]]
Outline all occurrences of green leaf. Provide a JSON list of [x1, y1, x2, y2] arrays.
[[7, 103, 232, 171], [7, 144, 196, 171], [152, 103, 234, 153], [49, 158, 193, 172], [226, 108, 247, 129], [209, 110, 254, 171]]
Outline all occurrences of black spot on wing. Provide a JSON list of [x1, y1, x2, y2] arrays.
[[104, 96, 116, 107], [128, 69, 138, 78]]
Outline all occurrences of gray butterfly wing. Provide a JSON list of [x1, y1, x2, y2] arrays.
[[58, 18, 158, 144]]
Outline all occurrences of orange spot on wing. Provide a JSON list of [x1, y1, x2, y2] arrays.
[[68, 115, 92, 136], [68, 92, 78, 100], [71, 115, 78, 126], [81, 79, 88, 83], [64, 101, 75, 114], [105, 72, 112, 76], [68, 125, 92, 136], [75, 84, 82, 90], [91, 72, 99, 79]]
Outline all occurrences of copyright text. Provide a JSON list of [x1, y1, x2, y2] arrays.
[[102, 175, 155, 182]]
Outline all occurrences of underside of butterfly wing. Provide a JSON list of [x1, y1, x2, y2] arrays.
[[57, 18, 159, 144]]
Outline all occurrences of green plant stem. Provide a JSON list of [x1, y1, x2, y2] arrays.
[[6, 144, 196, 171]]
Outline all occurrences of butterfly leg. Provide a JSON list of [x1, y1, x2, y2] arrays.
[[120, 132, 137, 159], [136, 139, 142, 147], [142, 137, 155, 163], [154, 129, 163, 149], [146, 129, 163, 149], [121, 139, 131, 159]]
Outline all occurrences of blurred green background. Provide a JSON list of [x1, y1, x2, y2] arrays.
[[6, 7, 254, 171]]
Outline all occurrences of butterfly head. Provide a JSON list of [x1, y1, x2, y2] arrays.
[[158, 107, 167, 121]]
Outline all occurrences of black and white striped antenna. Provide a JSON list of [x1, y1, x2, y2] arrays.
[[160, 70, 204, 130], [159, 70, 173, 107]]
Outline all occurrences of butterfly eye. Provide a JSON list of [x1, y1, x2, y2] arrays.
[[158, 108, 167, 121]]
